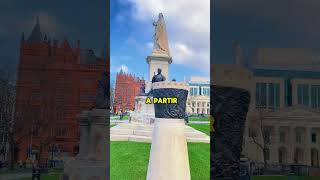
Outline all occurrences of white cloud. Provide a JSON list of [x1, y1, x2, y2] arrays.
[[146, 42, 153, 51], [117, 64, 129, 73], [125, 0, 210, 73]]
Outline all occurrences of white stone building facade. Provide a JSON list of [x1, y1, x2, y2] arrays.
[[185, 76, 210, 115], [213, 46, 320, 167]]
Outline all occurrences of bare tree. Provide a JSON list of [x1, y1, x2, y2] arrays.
[[0, 70, 20, 170], [110, 82, 115, 113], [250, 107, 271, 169]]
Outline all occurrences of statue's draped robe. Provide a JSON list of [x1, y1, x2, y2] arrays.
[[153, 14, 170, 56]]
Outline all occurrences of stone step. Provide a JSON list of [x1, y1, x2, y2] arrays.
[[111, 134, 210, 143], [110, 128, 134, 135], [111, 134, 129, 141], [187, 137, 210, 143], [111, 127, 207, 138], [133, 130, 152, 136], [111, 134, 151, 143], [117, 123, 154, 131], [111, 123, 210, 143], [185, 132, 208, 138], [129, 135, 152, 143], [115, 124, 203, 132]]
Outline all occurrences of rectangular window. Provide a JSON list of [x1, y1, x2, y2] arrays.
[[296, 131, 302, 143], [311, 85, 320, 108], [56, 127, 67, 137], [256, 83, 267, 108], [194, 88, 198, 96], [264, 129, 271, 144], [265, 148, 270, 161], [280, 132, 286, 143], [268, 83, 275, 108], [267, 83, 280, 109], [298, 84, 309, 107], [275, 84, 280, 108], [312, 133, 317, 143]]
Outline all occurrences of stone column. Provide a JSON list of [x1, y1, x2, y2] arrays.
[[305, 127, 312, 165], [147, 82, 190, 180], [87, 109, 108, 161], [272, 126, 279, 163], [147, 118, 190, 180], [288, 127, 295, 164]]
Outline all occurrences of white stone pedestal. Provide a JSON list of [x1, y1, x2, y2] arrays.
[[129, 96, 155, 124], [147, 118, 191, 180]]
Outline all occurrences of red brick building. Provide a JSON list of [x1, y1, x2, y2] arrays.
[[14, 18, 107, 162], [113, 70, 144, 113]]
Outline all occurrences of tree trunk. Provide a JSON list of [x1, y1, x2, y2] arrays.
[[8, 139, 15, 170], [263, 147, 268, 169]]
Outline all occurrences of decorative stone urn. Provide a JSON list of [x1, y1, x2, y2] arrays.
[[146, 81, 191, 180]]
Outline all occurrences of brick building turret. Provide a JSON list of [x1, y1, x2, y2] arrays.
[[113, 70, 144, 113]]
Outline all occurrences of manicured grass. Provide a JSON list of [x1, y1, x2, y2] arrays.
[[110, 115, 129, 120], [188, 143, 210, 180], [111, 141, 150, 180], [252, 176, 320, 180], [188, 116, 209, 121], [122, 115, 129, 120], [188, 124, 210, 135], [111, 141, 209, 180], [111, 124, 116, 128]]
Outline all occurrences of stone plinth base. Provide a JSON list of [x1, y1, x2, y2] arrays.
[[147, 118, 191, 180], [130, 96, 155, 124], [61, 108, 108, 180]]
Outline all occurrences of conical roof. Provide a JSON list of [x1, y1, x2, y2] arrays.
[[27, 16, 43, 43]]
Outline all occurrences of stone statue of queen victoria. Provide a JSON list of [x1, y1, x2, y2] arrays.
[[152, 13, 170, 57]]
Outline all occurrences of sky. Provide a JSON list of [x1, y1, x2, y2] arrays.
[[0, 0, 106, 74], [110, 0, 210, 84], [213, 0, 320, 64]]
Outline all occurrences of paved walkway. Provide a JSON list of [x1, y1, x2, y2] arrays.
[[111, 120, 129, 124]]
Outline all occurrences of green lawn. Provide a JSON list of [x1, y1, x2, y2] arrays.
[[188, 124, 210, 135], [111, 124, 116, 128], [111, 141, 209, 180], [252, 176, 320, 180], [110, 115, 129, 120], [188, 116, 209, 121]]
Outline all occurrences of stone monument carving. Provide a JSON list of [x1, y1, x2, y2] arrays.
[[211, 85, 250, 180], [151, 68, 166, 83], [146, 13, 172, 83], [152, 13, 170, 56], [139, 83, 147, 96]]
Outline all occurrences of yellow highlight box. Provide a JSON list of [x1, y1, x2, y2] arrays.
[[145, 97, 178, 104]]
